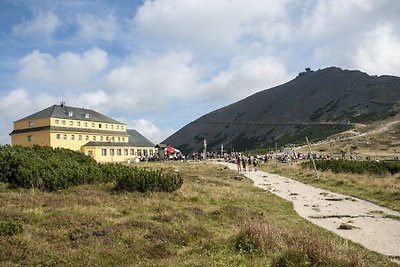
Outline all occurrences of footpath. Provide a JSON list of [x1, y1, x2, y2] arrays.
[[219, 162, 400, 261]]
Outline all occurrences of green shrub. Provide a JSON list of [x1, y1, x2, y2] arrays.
[[0, 146, 183, 193], [112, 164, 183, 192], [0, 146, 106, 191], [0, 219, 23, 236], [301, 159, 400, 175]]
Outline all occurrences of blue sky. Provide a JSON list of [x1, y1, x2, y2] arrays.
[[1, 0, 400, 144]]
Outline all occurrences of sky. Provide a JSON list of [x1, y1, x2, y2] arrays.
[[1, 0, 400, 144]]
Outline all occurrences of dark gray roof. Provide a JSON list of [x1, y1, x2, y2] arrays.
[[17, 104, 123, 124], [127, 129, 154, 147], [10, 126, 128, 135]]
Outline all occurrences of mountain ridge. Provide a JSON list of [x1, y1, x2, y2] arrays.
[[163, 67, 400, 153]]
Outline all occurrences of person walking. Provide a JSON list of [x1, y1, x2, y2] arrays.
[[236, 155, 241, 172]]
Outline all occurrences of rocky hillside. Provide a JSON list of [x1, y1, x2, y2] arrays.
[[163, 67, 400, 153]]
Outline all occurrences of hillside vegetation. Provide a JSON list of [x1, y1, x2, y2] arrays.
[[0, 161, 396, 266]]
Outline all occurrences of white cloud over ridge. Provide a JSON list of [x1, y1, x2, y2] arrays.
[[353, 24, 400, 76]]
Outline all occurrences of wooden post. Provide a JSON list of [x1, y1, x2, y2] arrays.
[[275, 142, 278, 171], [306, 137, 320, 180]]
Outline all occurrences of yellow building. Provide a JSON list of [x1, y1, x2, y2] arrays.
[[10, 103, 155, 163]]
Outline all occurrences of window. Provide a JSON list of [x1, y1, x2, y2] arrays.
[[55, 119, 59, 125], [117, 125, 119, 130], [101, 149, 107, 156], [143, 150, 148, 157], [78, 135, 82, 141], [105, 124, 108, 129], [122, 137, 125, 142], [71, 135, 75, 140], [99, 124, 102, 128], [77, 122, 81, 126], [92, 136, 96, 141], [137, 149, 142, 157], [130, 149, 134, 155], [106, 136, 109, 141], [100, 136, 103, 141], [69, 121, 73, 126], [117, 149, 121, 156], [92, 123, 95, 128], [27, 135, 32, 141], [150, 150, 154, 156], [56, 134, 61, 139], [68, 111, 73, 117], [86, 135, 89, 141], [84, 122, 88, 127], [124, 149, 128, 156], [62, 120, 66, 125], [118, 137, 120, 142], [28, 121, 34, 127], [111, 125, 114, 129], [111, 137, 115, 142], [88, 151, 93, 156], [121, 126, 124, 130], [110, 149, 115, 156], [63, 134, 67, 140]]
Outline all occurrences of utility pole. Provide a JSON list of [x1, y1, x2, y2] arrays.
[[306, 137, 319, 180]]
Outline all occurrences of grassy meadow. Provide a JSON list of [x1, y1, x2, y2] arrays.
[[0, 161, 397, 266], [258, 160, 400, 212]]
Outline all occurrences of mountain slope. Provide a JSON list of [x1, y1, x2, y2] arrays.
[[163, 67, 400, 153]]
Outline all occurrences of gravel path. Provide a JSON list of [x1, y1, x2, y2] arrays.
[[219, 162, 400, 261]]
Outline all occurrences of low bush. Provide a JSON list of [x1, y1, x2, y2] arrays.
[[0, 146, 183, 193], [0, 145, 102, 191], [0, 219, 23, 236], [302, 159, 400, 175], [112, 164, 183, 192]]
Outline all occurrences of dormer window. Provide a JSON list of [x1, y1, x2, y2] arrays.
[[28, 121, 34, 127], [85, 113, 90, 119], [68, 111, 73, 117]]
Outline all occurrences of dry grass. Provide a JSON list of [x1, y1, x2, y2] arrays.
[[259, 161, 400, 211], [0, 162, 396, 266]]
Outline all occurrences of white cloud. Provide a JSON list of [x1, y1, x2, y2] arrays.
[[127, 118, 175, 144], [105, 51, 201, 111], [17, 47, 108, 91], [133, 0, 292, 52], [77, 14, 118, 41], [353, 24, 400, 76], [204, 56, 293, 101], [12, 11, 60, 37], [0, 89, 58, 144]]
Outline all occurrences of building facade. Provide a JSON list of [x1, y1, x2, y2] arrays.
[[10, 104, 155, 163]]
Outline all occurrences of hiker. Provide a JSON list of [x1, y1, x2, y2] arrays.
[[236, 156, 241, 172], [253, 156, 257, 171], [241, 156, 246, 172], [247, 155, 253, 171]]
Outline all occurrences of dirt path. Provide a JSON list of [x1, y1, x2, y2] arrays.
[[219, 162, 400, 261]]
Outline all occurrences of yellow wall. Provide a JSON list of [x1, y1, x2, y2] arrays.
[[50, 117, 126, 132], [50, 131, 129, 151], [81, 146, 156, 163], [14, 118, 50, 130], [11, 131, 51, 147]]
